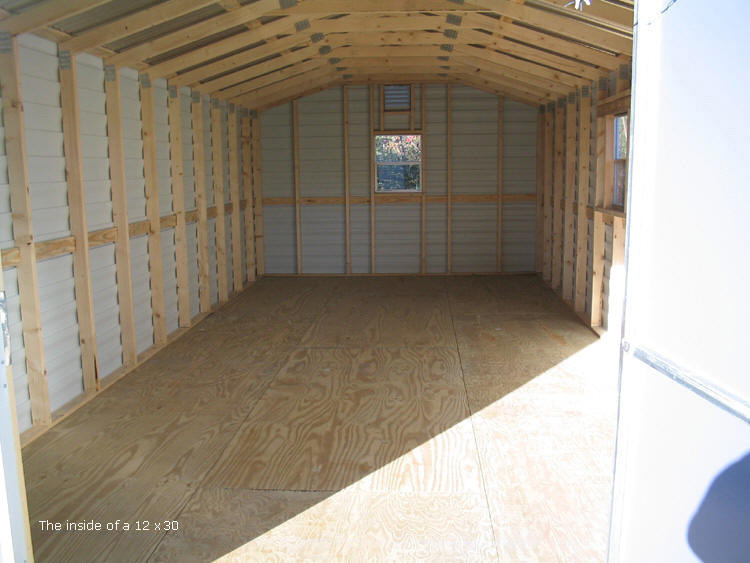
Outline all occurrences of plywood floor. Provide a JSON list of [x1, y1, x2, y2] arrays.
[[22, 275, 618, 562]]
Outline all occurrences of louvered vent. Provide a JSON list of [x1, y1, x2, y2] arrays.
[[384, 84, 410, 111]]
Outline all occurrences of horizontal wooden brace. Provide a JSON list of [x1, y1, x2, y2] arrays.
[[597, 89, 631, 116], [262, 193, 536, 206], [1, 202, 250, 269]]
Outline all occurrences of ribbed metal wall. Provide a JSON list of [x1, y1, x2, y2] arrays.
[[348, 87, 371, 273], [301, 205, 345, 273], [298, 88, 345, 273], [2, 269, 31, 431], [78, 52, 124, 378], [121, 67, 146, 221], [121, 67, 153, 355], [350, 204, 371, 274], [261, 103, 294, 198], [450, 85, 499, 272], [375, 203, 421, 274], [130, 234, 153, 353], [38, 255, 82, 412], [299, 87, 344, 198], [261, 103, 296, 272], [452, 203, 497, 272], [425, 86, 448, 274], [502, 99, 538, 272], [16, 36, 84, 416], [259, 84, 539, 275], [426, 203, 447, 273], [348, 86, 369, 198], [452, 85, 498, 195], [90, 243, 122, 377], [264, 205, 296, 274], [207, 218, 218, 304]]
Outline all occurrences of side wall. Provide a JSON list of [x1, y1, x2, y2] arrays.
[[538, 67, 631, 332], [0, 35, 261, 437], [260, 84, 538, 274]]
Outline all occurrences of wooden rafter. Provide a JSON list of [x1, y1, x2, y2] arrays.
[[59, 0, 219, 54], [105, 2, 304, 69]]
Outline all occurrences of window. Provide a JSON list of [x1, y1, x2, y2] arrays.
[[613, 113, 628, 208], [374, 134, 422, 192]]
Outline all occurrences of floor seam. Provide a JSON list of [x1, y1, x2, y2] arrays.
[[446, 290, 502, 563]]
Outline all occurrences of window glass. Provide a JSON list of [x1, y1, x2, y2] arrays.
[[613, 114, 628, 208], [375, 135, 422, 192]]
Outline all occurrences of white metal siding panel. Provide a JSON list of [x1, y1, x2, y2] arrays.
[[503, 99, 537, 195], [501, 99, 537, 272], [350, 204, 370, 273], [19, 35, 69, 242], [38, 255, 83, 412], [502, 202, 536, 272], [180, 88, 196, 210], [161, 228, 178, 334], [203, 97, 213, 204], [0, 89, 12, 247], [452, 203, 497, 272], [78, 54, 123, 381], [299, 88, 344, 198], [237, 110, 247, 284], [413, 85, 422, 130], [301, 205, 345, 273], [375, 203, 420, 274], [222, 104, 230, 203], [3, 268, 31, 432], [225, 214, 233, 289], [451, 85, 497, 195], [347, 86, 370, 198], [383, 112, 409, 130], [240, 206, 247, 283], [129, 234, 153, 354], [424, 85, 447, 196], [261, 103, 293, 198], [264, 204, 296, 274], [426, 202, 446, 273], [153, 79, 172, 216], [89, 243, 122, 377], [120, 67, 146, 221], [77, 53, 112, 230], [589, 88, 597, 207], [186, 222, 199, 318], [208, 218, 218, 304]]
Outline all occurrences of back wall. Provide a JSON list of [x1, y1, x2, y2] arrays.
[[259, 84, 538, 274]]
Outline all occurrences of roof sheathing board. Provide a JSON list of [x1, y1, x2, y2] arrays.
[[52, 0, 164, 35], [104, 4, 227, 52]]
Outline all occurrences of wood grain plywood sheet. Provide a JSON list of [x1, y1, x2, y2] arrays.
[[331, 491, 497, 561], [150, 488, 345, 562], [22, 275, 616, 562], [470, 340, 617, 562], [203, 347, 471, 492], [301, 292, 454, 348]]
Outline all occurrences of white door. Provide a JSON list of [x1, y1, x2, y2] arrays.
[[609, 0, 750, 561]]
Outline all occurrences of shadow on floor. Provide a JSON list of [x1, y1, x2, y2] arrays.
[[21, 275, 616, 561]]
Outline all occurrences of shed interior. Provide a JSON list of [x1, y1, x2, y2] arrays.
[[0, 0, 634, 559]]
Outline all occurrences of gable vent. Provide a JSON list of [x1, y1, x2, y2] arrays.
[[384, 84, 410, 111]]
